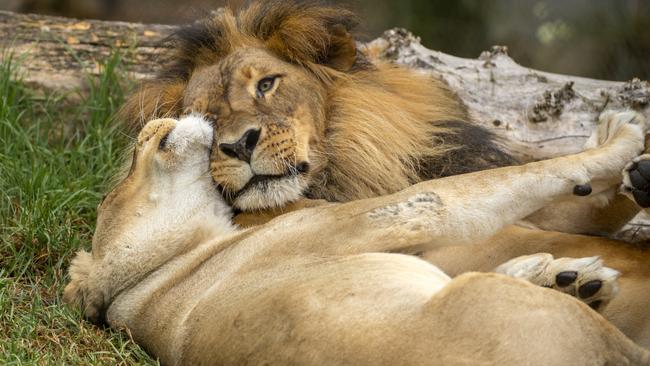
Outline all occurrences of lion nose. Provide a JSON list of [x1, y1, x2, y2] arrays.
[[219, 129, 261, 163]]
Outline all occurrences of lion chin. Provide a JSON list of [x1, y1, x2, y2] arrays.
[[119, 0, 516, 211], [232, 174, 307, 211]]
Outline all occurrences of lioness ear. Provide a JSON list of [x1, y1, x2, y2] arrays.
[[63, 250, 106, 325]]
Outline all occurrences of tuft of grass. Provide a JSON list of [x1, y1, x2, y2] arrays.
[[0, 51, 158, 365]]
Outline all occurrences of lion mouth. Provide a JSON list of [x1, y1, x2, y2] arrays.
[[223, 171, 308, 210], [216, 162, 311, 209], [240, 174, 292, 193], [235, 161, 310, 197]]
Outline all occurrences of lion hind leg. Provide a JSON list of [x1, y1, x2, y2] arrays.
[[495, 253, 620, 312]]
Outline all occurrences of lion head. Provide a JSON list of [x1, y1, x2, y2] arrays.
[[121, 1, 513, 211]]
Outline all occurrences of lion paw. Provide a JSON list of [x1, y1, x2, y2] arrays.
[[495, 253, 619, 312], [622, 154, 650, 208]]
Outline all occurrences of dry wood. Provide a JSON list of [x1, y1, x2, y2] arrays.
[[371, 29, 650, 161], [0, 10, 173, 90], [1, 11, 649, 241]]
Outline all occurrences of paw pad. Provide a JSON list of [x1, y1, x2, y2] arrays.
[[496, 254, 620, 312], [623, 155, 650, 207], [572, 184, 592, 196], [577, 279, 603, 299], [555, 271, 577, 287]]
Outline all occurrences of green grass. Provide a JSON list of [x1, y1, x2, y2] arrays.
[[0, 51, 158, 365]]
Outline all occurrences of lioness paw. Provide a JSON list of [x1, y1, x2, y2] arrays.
[[622, 154, 650, 208], [495, 253, 619, 312], [583, 110, 647, 150], [575, 111, 646, 188]]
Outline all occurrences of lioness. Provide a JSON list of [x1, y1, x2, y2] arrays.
[[65, 113, 650, 365]]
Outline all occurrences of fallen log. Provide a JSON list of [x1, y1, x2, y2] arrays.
[[1, 11, 649, 241], [0, 10, 173, 90]]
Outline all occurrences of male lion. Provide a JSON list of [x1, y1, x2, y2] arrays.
[[121, 0, 516, 211], [64, 114, 650, 365]]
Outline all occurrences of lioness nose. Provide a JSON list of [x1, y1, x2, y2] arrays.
[[219, 129, 261, 163]]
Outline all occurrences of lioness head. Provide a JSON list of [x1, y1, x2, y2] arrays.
[[64, 116, 232, 323], [91, 116, 223, 258]]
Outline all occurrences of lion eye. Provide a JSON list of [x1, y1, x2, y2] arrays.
[[256, 76, 277, 97]]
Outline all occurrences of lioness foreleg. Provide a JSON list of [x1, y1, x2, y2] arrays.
[[301, 111, 645, 255], [522, 111, 648, 235]]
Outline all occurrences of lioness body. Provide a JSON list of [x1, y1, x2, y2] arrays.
[[114, 254, 642, 366], [66, 114, 650, 365], [233, 202, 650, 346]]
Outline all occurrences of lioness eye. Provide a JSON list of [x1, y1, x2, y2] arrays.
[[256, 76, 277, 97], [158, 132, 170, 150]]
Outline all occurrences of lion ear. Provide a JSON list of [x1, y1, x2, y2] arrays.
[[324, 24, 357, 71], [252, 2, 359, 72], [264, 20, 358, 72]]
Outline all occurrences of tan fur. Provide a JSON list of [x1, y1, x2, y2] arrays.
[[315, 65, 466, 202], [62, 250, 93, 310], [65, 113, 650, 365], [234, 203, 650, 348]]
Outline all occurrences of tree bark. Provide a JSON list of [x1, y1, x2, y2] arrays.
[[1, 11, 649, 242], [0, 10, 173, 90]]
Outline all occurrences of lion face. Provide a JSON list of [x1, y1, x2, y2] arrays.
[[182, 48, 328, 210]]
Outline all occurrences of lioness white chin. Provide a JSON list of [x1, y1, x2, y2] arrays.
[[65, 114, 650, 365]]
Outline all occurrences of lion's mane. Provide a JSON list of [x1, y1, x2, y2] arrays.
[[120, 0, 515, 203]]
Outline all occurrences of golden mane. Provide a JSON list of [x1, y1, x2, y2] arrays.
[[120, 0, 514, 206]]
